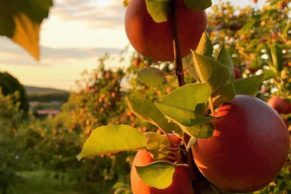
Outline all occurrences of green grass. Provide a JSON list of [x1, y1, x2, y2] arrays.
[[10, 170, 82, 194]]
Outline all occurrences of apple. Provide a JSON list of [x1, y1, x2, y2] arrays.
[[192, 95, 289, 192], [131, 134, 194, 194], [233, 66, 242, 79], [268, 96, 291, 115], [125, 0, 207, 61], [246, 67, 258, 74]]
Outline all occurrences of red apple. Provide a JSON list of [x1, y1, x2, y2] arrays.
[[268, 96, 291, 115], [234, 66, 242, 79], [246, 67, 258, 74], [125, 0, 207, 61], [192, 95, 289, 192], [131, 134, 194, 194]]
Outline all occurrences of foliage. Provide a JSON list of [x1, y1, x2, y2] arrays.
[[20, 55, 141, 194], [207, 3, 291, 192], [0, 0, 53, 59], [10, 171, 81, 194], [0, 92, 26, 194], [207, 0, 290, 99], [79, 1, 291, 193], [0, 71, 29, 113], [0, 0, 290, 194]]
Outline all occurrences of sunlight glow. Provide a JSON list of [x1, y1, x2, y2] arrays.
[[0, 0, 256, 90]]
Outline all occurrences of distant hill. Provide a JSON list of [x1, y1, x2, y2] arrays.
[[25, 86, 70, 102], [25, 86, 68, 94]]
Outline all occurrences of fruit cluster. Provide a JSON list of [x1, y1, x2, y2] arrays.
[[124, 0, 289, 193], [78, 1, 290, 194]]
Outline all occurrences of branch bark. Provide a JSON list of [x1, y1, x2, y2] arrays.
[[169, 0, 185, 87]]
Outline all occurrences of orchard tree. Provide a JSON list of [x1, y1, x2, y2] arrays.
[[25, 55, 152, 193], [78, 0, 289, 194], [0, 71, 29, 113], [207, 0, 290, 112], [0, 0, 290, 194], [0, 92, 28, 194]]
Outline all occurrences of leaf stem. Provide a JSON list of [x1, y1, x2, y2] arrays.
[[208, 97, 215, 116]]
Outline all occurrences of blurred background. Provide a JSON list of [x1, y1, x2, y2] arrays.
[[0, 0, 290, 194]]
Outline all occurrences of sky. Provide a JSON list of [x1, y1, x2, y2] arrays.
[[0, 0, 257, 90]]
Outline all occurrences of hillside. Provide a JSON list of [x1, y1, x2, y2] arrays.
[[25, 86, 70, 102]]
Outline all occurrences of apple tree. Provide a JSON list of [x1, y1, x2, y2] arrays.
[[78, 0, 290, 194]]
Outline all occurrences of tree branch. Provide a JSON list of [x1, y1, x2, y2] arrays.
[[169, 0, 185, 87]]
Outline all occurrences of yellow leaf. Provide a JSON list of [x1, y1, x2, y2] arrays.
[[12, 13, 41, 60]]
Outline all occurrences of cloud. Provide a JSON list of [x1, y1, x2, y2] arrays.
[[51, 0, 125, 28], [0, 38, 122, 66], [0, 38, 127, 90], [0, 0, 128, 90], [42, 46, 122, 60]]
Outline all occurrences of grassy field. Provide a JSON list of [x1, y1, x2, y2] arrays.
[[11, 171, 82, 194]]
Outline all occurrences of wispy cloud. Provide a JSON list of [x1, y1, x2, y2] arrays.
[[42, 46, 122, 60], [52, 0, 125, 28], [0, 39, 122, 66], [0, 0, 127, 89], [0, 38, 126, 90]]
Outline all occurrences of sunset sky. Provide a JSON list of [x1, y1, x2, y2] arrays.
[[0, 0, 258, 90]]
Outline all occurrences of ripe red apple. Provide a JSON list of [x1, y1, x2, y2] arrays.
[[246, 67, 258, 74], [131, 134, 194, 194], [268, 96, 291, 115], [233, 66, 242, 79], [192, 95, 289, 192], [125, 0, 207, 61]]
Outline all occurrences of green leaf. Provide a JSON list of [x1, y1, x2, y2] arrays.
[[248, 57, 263, 70], [144, 132, 171, 160], [156, 102, 197, 127], [160, 83, 211, 110], [189, 118, 213, 138], [192, 52, 231, 93], [262, 70, 276, 80], [212, 81, 235, 106], [138, 67, 167, 87], [144, 132, 170, 151], [184, 0, 212, 11], [156, 103, 213, 138], [283, 23, 290, 40], [195, 32, 213, 57], [217, 45, 234, 74], [212, 46, 236, 105], [270, 44, 283, 73], [0, 0, 53, 60], [234, 75, 264, 96], [183, 54, 199, 81], [126, 96, 179, 132], [145, 0, 170, 23], [136, 161, 175, 189], [155, 83, 212, 137], [77, 125, 147, 160]]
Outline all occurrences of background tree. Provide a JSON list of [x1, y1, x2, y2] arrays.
[[0, 71, 29, 113]]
